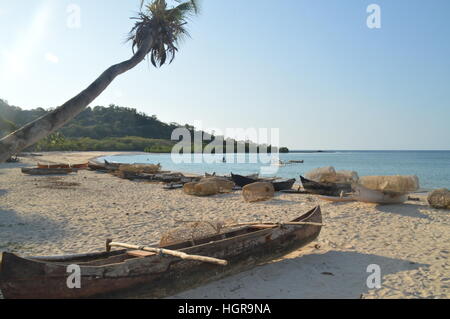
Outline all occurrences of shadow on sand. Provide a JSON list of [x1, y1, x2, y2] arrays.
[[170, 250, 428, 299], [0, 208, 67, 254], [375, 203, 430, 219]]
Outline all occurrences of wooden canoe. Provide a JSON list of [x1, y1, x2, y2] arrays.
[[352, 184, 407, 204], [300, 176, 352, 196], [271, 178, 296, 192], [318, 195, 356, 203], [38, 163, 88, 169], [21, 168, 77, 175], [0, 206, 322, 299], [231, 173, 258, 187]]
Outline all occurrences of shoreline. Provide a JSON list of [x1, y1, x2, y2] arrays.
[[1, 151, 449, 299]]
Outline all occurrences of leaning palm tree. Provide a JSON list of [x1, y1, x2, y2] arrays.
[[0, 0, 199, 162]]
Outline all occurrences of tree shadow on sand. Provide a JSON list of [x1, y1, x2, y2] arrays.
[[170, 250, 428, 299], [375, 203, 431, 219], [0, 208, 67, 254]]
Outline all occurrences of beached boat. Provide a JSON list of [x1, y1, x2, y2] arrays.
[[0, 206, 322, 299], [300, 176, 352, 196], [38, 163, 88, 169], [318, 195, 356, 203], [231, 173, 258, 187], [272, 178, 296, 192], [21, 167, 77, 175], [352, 184, 407, 204]]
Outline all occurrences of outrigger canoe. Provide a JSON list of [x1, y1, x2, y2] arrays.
[[0, 206, 322, 299]]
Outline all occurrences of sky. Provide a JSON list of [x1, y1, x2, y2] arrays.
[[0, 0, 449, 150]]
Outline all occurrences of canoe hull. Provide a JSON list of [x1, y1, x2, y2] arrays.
[[352, 184, 407, 204], [272, 179, 296, 192], [300, 176, 352, 196], [231, 173, 258, 187], [0, 207, 322, 299], [21, 168, 77, 175]]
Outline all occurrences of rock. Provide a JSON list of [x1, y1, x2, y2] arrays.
[[427, 188, 450, 209], [242, 182, 275, 203], [201, 177, 234, 193], [194, 181, 220, 196], [183, 182, 198, 195], [183, 181, 219, 196]]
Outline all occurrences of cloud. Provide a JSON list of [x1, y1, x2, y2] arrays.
[[45, 52, 59, 64]]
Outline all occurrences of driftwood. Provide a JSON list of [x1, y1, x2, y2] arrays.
[[106, 240, 228, 266]]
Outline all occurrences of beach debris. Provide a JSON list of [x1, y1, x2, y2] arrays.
[[358, 175, 419, 193], [427, 188, 450, 209], [242, 182, 275, 203], [118, 163, 161, 175], [306, 166, 359, 184]]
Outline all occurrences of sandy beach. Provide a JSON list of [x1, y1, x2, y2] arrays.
[[0, 152, 449, 299]]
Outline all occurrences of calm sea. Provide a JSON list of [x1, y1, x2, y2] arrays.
[[100, 151, 450, 190]]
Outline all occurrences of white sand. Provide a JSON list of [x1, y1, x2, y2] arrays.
[[0, 152, 449, 299]]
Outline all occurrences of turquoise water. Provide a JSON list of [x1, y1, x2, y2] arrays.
[[100, 151, 450, 190]]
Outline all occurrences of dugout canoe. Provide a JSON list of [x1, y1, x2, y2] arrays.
[[38, 163, 88, 169], [271, 178, 296, 192], [21, 168, 77, 175], [300, 176, 352, 196], [231, 173, 258, 187], [0, 206, 322, 299]]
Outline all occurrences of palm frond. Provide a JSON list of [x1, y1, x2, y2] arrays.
[[129, 0, 200, 67]]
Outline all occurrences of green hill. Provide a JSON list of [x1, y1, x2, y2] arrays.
[[0, 99, 286, 153]]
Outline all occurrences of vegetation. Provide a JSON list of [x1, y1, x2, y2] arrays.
[[0, 0, 200, 162], [1, 100, 287, 153]]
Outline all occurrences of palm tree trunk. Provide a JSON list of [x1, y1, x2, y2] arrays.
[[0, 34, 154, 163]]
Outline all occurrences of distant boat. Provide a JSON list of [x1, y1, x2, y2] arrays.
[[288, 160, 304, 164], [300, 176, 352, 196], [352, 184, 407, 204]]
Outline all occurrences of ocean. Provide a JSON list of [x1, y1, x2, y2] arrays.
[[100, 151, 450, 190]]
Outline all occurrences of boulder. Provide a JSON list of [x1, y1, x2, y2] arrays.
[[242, 182, 275, 203], [183, 182, 198, 195], [194, 181, 220, 196], [200, 177, 234, 193], [427, 188, 450, 209], [183, 181, 220, 197]]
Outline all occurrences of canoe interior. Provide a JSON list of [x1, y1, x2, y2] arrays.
[[27, 207, 319, 267]]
